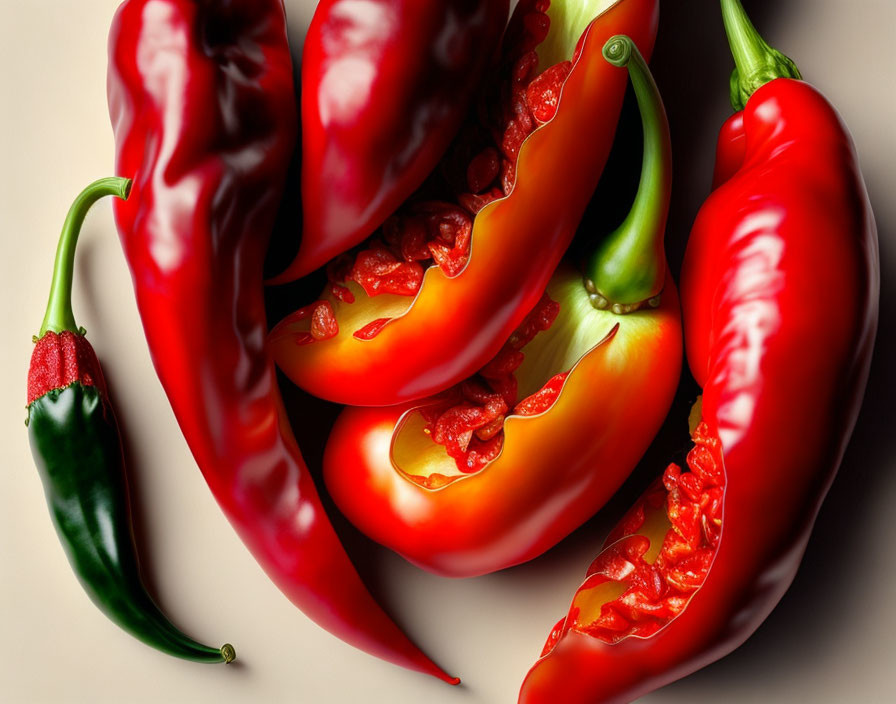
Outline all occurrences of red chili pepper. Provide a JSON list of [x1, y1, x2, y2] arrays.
[[107, 0, 455, 682], [519, 3, 879, 701], [322, 36, 681, 578], [271, 0, 510, 282], [269, 0, 660, 407]]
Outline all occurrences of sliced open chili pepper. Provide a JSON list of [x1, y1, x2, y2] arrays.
[[27, 178, 233, 663], [270, 0, 660, 407], [322, 36, 681, 578], [107, 0, 455, 682], [271, 0, 510, 281], [519, 3, 879, 701]]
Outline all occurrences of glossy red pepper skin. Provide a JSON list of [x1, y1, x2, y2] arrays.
[[270, 0, 659, 407], [273, 0, 510, 282], [107, 0, 454, 682], [519, 78, 878, 704], [323, 271, 680, 578], [322, 33, 681, 578]]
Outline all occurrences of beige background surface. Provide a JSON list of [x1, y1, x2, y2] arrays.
[[2, 1, 894, 702]]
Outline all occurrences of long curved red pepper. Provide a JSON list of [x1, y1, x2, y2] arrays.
[[269, 0, 659, 407], [321, 36, 681, 578], [518, 3, 879, 701], [272, 0, 510, 282], [107, 0, 455, 682]]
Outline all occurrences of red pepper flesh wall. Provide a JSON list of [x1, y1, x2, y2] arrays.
[[270, 0, 660, 407], [519, 3, 879, 700], [322, 35, 680, 578], [107, 0, 456, 682], [323, 271, 680, 577], [272, 0, 511, 281]]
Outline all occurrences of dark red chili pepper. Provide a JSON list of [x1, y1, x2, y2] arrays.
[[271, 0, 510, 281], [519, 2, 879, 701], [269, 0, 660, 407], [321, 36, 682, 578], [107, 0, 455, 682], [27, 178, 233, 663]]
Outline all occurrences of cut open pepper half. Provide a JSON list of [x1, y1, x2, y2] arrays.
[[270, 0, 660, 407], [323, 36, 682, 578], [519, 3, 878, 701]]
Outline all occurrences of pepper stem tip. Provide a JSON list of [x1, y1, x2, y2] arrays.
[[602, 35, 634, 68], [220, 643, 236, 664]]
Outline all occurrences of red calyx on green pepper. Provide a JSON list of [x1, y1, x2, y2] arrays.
[[322, 35, 681, 578], [269, 0, 660, 407], [519, 2, 879, 701], [27, 177, 234, 663]]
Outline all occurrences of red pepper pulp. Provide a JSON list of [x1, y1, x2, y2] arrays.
[[270, 0, 660, 407], [542, 419, 723, 653], [416, 293, 564, 479]]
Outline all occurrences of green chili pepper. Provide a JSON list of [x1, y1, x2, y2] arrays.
[[25, 177, 234, 664]]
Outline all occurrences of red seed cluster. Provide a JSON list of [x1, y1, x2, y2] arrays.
[[312, 1, 575, 343], [419, 294, 565, 474], [27, 330, 107, 405], [551, 423, 724, 647], [289, 301, 339, 346]]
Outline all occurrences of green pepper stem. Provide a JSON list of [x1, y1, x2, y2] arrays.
[[586, 35, 670, 311], [39, 177, 131, 337], [720, 0, 801, 111]]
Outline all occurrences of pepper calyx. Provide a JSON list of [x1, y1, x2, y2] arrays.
[[721, 0, 801, 111]]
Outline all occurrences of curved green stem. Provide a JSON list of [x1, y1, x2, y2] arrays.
[[586, 35, 670, 312], [39, 177, 131, 337], [721, 0, 801, 111]]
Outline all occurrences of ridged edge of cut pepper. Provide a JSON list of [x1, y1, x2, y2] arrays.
[[518, 6, 879, 700], [321, 33, 681, 577], [270, 0, 660, 407]]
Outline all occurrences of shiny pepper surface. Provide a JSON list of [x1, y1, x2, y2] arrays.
[[270, 0, 659, 407], [323, 37, 681, 578], [108, 0, 454, 682], [519, 3, 879, 701], [324, 271, 680, 577], [273, 0, 510, 281]]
